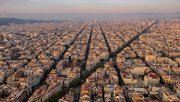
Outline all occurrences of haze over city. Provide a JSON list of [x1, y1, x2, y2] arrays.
[[0, 0, 180, 20]]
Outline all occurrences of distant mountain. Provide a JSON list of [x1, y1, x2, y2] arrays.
[[174, 16, 180, 19], [115, 12, 180, 20], [0, 18, 68, 26], [0, 18, 46, 26], [0, 18, 47, 26]]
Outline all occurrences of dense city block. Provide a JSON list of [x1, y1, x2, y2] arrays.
[[0, 19, 180, 102]]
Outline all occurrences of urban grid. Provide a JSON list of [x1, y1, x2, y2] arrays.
[[0, 18, 180, 102]]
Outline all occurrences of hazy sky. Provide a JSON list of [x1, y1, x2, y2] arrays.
[[0, 0, 180, 19]]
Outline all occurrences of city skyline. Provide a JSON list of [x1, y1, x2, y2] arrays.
[[0, 16, 180, 102], [0, 1, 180, 102]]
